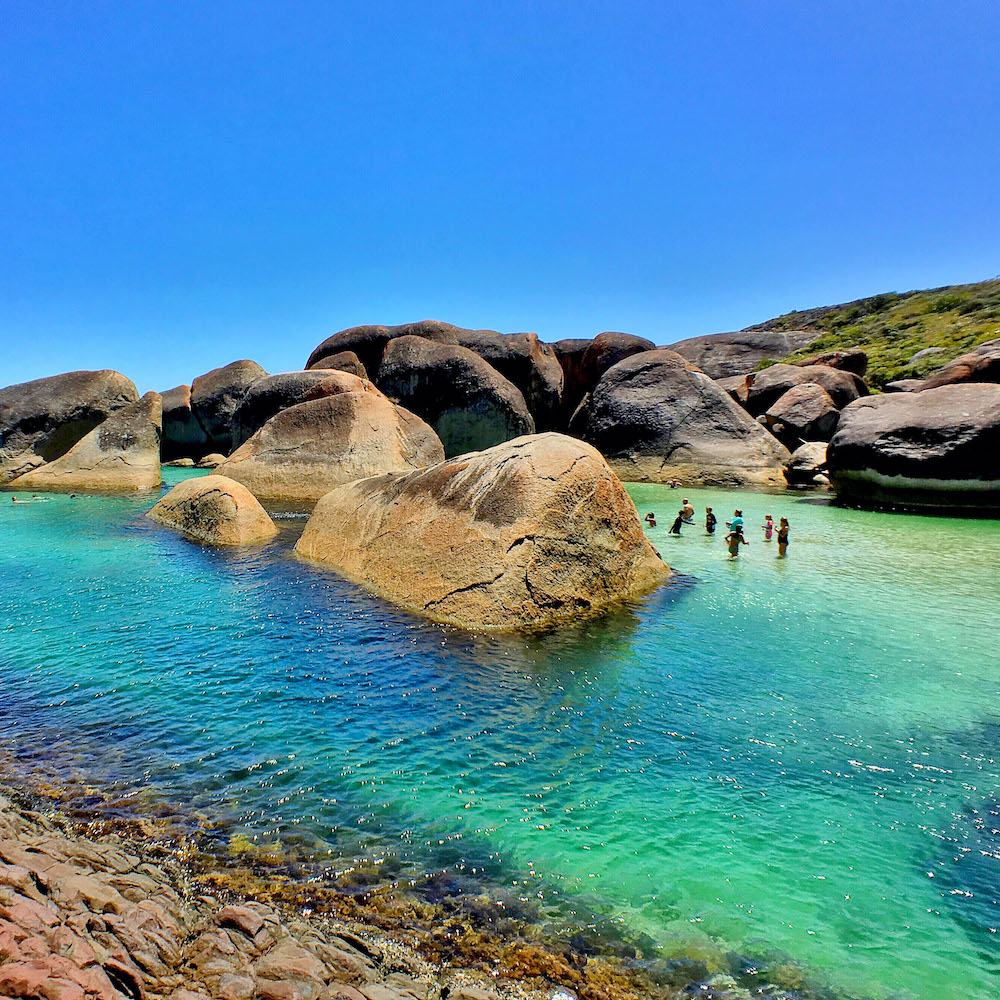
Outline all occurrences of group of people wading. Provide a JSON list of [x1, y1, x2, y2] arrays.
[[644, 498, 790, 558]]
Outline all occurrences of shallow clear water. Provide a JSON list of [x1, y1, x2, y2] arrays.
[[1, 470, 999, 999]]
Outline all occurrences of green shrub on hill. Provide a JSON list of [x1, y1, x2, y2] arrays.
[[750, 278, 1000, 388]]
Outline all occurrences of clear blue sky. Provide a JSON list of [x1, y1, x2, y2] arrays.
[[2, 1, 998, 393]]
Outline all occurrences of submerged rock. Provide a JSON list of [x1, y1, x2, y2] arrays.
[[572, 350, 790, 486], [190, 360, 268, 454], [8, 392, 162, 492], [295, 433, 670, 630], [376, 336, 535, 457], [148, 474, 278, 545], [827, 384, 1000, 510], [219, 373, 444, 501], [0, 370, 139, 483], [667, 329, 820, 379], [161, 383, 211, 461]]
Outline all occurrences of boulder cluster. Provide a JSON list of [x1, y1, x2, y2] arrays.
[[2, 321, 997, 627]]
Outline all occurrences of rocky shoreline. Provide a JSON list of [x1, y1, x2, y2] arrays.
[[0, 769, 848, 1000]]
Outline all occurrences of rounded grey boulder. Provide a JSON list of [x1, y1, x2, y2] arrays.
[[827, 384, 1000, 510], [0, 370, 140, 484], [763, 383, 840, 446], [161, 384, 211, 461], [573, 349, 790, 485], [667, 330, 820, 379], [745, 363, 866, 416], [190, 360, 268, 454], [376, 336, 535, 457]]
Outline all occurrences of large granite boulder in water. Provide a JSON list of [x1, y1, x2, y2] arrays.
[[148, 474, 278, 545], [376, 336, 535, 457], [918, 338, 1000, 391], [161, 384, 211, 461], [784, 441, 829, 485], [667, 329, 820, 379], [190, 360, 268, 454], [231, 370, 364, 449], [744, 363, 866, 416], [572, 350, 790, 485], [827, 384, 1000, 510], [295, 433, 670, 630], [218, 372, 444, 501], [0, 370, 139, 483], [7, 392, 161, 492]]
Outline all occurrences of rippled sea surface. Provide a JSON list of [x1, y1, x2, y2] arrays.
[[2, 469, 999, 999]]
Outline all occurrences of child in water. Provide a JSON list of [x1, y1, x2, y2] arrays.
[[762, 515, 774, 541], [725, 529, 748, 557], [777, 517, 790, 557], [644, 512, 657, 528], [726, 509, 745, 538], [705, 507, 717, 534], [668, 510, 684, 535]]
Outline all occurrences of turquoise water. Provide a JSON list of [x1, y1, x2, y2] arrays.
[[1, 469, 999, 999]]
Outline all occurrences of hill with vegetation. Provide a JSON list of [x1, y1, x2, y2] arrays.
[[748, 277, 1000, 388]]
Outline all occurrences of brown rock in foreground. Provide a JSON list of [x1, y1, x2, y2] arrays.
[[147, 475, 278, 545], [8, 393, 162, 493], [295, 433, 670, 630], [0, 371, 140, 484], [219, 373, 444, 502]]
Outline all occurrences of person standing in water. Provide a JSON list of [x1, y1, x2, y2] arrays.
[[777, 517, 790, 557], [644, 512, 657, 528], [725, 528, 748, 557], [668, 510, 684, 535], [681, 498, 695, 522], [705, 507, 717, 534], [762, 515, 774, 541], [728, 509, 744, 537]]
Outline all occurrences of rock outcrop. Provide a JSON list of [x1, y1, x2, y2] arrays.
[[376, 336, 535, 457], [7, 393, 162, 493], [219, 374, 444, 502], [305, 320, 460, 374], [0, 787, 459, 1000], [307, 349, 368, 379], [667, 329, 820, 379], [552, 333, 657, 424], [827, 384, 1000, 509], [190, 360, 268, 454], [452, 329, 564, 430], [295, 433, 670, 630], [147, 474, 278, 544], [763, 383, 840, 446], [0, 371, 139, 484], [744, 363, 866, 416], [231, 371, 365, 449], [784, 442, 829, 485], [160, 384, 211, 461], [794, 347, 868, 376], [917, 338, 1000, 391], [572, 350, 790, 485]]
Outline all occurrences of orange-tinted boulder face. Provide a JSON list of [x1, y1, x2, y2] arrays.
[[295, 433, 670, 631]]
